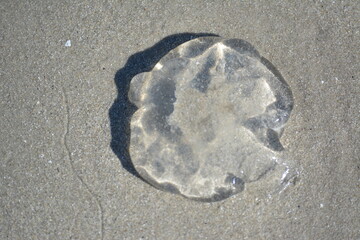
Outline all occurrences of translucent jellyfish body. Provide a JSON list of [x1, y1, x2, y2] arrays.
[[128, 37, 294, 201]]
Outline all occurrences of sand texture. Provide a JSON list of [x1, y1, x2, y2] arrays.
[[1, 1, 359, 239]]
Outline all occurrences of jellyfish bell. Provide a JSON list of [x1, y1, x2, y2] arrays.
[[128, 37, 294, 201]]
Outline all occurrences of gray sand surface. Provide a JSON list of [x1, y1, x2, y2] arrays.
[[1, 1, 359, 239]]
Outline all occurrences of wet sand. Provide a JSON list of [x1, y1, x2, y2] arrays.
[[1, 1, 359, 239]]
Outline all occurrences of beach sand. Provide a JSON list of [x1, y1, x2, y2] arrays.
[[1, 1, 359, 239]]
